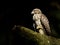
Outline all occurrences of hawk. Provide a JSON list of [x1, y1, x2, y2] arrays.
[[31, 8, 51, 35]]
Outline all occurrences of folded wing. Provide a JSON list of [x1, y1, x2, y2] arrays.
[[40, 14, 51, 34]]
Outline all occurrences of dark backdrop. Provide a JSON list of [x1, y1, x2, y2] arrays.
[[0, 0, 60, 45]]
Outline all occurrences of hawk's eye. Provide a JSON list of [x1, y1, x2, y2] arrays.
[[38, 12, 40, 14], [35, 13, 37, 14]]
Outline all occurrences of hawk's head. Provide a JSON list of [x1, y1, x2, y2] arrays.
[[31, 8, 42, 14]]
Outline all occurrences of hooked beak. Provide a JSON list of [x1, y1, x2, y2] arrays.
[[31, 11, 34, 14]]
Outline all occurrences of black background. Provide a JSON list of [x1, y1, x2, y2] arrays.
[[0, 0, 60, 45]]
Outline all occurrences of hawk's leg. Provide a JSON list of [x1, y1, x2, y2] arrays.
[[36, 26, 44, 35]]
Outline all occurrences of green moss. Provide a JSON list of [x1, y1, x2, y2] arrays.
[[13, 26, 60, 45]]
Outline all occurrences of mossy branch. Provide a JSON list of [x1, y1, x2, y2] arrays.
[[12, 26, 60, 45]]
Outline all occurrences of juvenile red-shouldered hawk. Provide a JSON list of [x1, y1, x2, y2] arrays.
[[31, 8, 51, 35]]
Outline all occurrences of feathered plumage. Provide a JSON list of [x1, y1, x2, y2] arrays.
[[41, 14, 51, 34], [31, 8, 51, 35]]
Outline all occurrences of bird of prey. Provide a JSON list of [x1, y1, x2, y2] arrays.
[[31, 8, 51, 35]]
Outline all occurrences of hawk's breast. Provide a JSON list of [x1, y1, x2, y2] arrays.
[[33, 14, 41, 21]]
